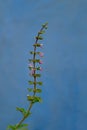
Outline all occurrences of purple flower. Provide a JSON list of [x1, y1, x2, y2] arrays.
[[40, 44, 43, 48], [29, 64, 35, 75], [31, 69, 34, 74], [39, 67, 42, 71], [29, 63, 33, 68], [30, 69, 35, 76], [39, 52, 44, 57], [39, 60, 43, 64]]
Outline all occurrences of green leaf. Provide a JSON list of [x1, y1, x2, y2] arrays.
[[27, 96, 34, 101], [36, 67, 40, 70], [37, 82, 43, 85], [30, 51, 42, 55], [36, 59, 41, 63], [7, 125, 16, 130], [36, 89, 42, 93], [27, 96, 42, 103], [30, 73, 41, 77], [28, 81, 42, 85], [36, 36, 43, 40], [16, 124, 28, 130], [32, 74, 41, 77], [27, 88, 33, 92], [16, 107, 31, 118], [30, 51, 35, 54], [16, 107, 26, 116], [28, 67, 32, 70], [38, 30, 45, 34], [27, 88, 42, 93], [28, 81, 34, 85], [20, 124, 28, 127], [45, 26, 48, 29], [24, 111, 31, 118], [33, 88, 42, 93], [33, 43, 41, 47], [42, 22, 48, 29], [33, 96, 42, 103], [29, 59, 40, 63]]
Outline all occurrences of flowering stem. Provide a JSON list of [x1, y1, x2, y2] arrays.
[[7, 22, 48, 130]]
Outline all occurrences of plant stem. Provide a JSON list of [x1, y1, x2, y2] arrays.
[[15, 24, 47, 129]]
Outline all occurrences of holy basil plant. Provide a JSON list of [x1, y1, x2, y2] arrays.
[[7, 22, 48, 130]]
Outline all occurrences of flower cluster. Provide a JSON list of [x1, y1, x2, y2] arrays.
[[28, 23, 48, 92], [27, 23, 48, 106]]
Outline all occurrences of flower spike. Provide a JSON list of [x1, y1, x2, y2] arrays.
[[7, 22, 48, 130]]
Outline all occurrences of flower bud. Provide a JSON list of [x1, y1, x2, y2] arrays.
[[39, 52, 44, 57]]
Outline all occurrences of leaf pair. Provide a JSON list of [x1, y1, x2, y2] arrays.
[[16, 107, 31, 117], [7, 124, 28, 130], [28, 81, 42, 85], [27, 88, 42, 93], [27, 96, 42, 103]]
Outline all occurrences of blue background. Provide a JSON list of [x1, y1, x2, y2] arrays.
[[0, 0, 87, 130]]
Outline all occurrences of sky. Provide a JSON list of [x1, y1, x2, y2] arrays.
[[0, 0, 87, 130]]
